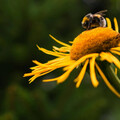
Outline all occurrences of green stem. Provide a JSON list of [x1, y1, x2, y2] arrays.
[[98, 61, 120, 92]]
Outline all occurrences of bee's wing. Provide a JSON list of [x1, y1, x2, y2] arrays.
[[95, 10, 107, 16]]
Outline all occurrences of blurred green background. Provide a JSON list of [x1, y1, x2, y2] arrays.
[[1, 0, 120, 120]]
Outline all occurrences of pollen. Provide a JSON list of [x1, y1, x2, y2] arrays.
[[70, 27, 120, 60]]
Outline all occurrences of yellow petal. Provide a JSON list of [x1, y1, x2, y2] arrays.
[[90, 57, 99, 87], [29, 68, 58, 83], [37, 45, 63, 57], [75, 59, 89, 88], [53, 48, 69, 56], [115, 68, 117, 75], [95, 63, 120, 98], [43, 77, 58, 82], [111, 47, 120, 51], [49, 34, 70, 47], [30, 66, 39, 70], [57, 70, 72, 84], [47, 57, 68, 65], [43, 62, 74, 83], [100, 52, 113, 63], [23, 73, 33, 77], [53, 46, 70, 52], [52, 53, 97, 84], [29, 74, 40, 84], [107, 52, 120, 69], [110, 50, 120, 56], [32, 60, 48, 67], [106, 18, 112, 28], [69, 41, 73, 44], [114, 17, 119, 32], [100, 52, 120, 69]]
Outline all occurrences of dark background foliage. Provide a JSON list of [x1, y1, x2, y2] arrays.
[[0, 0, 120, 120]]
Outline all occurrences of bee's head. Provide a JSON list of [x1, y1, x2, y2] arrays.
[[82, 13, 93, 29]]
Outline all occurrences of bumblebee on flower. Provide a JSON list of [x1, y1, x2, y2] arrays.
[[24, 10, 120, 97]]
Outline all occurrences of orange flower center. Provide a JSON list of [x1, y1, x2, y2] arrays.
[[70, 27, 120, 60]]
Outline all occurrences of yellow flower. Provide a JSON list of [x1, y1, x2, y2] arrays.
[[24, 18, 120, 97]]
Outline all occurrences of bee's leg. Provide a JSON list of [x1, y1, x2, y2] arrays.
[[87, 23, 90, 30], [87, 21, 91, 30], [87, 22, 91, 30], [87, 18, 92, 30]]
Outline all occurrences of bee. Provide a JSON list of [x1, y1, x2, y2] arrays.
[[82, 10, 107, 30]]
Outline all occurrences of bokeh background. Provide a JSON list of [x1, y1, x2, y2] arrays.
[[1, 0, 120, 120]]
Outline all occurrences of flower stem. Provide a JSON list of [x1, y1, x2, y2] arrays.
[[98, 61, 120, 93]]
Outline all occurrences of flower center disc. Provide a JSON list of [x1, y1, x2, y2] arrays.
[[70, 27, 120, 60]]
